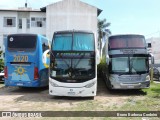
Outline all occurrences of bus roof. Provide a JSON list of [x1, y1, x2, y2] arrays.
[[8, 34, 37, 37], [54, 30, 94, 34], [109, 34, 145, 38], [7, 34, 48, 38]]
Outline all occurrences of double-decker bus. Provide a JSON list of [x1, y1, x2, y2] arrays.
[[4, 34, 50, 87], [102, 34, 154, 89], [49, 30, 97, 97]]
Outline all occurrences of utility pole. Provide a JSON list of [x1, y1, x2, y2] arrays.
[[25, 0, 28, 8]]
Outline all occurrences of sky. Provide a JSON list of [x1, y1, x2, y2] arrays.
[[0, 0, 160, 38]]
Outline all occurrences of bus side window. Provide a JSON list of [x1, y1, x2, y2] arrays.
[[42, 43, 49, 52]]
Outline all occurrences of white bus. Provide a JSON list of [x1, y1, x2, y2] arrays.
[[49, 30, 97, 97], [102, 34, 154, 89]]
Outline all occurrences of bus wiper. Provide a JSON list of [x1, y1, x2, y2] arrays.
[[58, 53, 70, 68], [73, 53, 85, 69], [118, 73, 126, 76], [137, 72, 142, 75]]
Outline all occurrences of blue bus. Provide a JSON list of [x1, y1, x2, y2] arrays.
[[4, 34, 50, 87]]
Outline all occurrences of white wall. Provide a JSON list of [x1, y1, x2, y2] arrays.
[[46, 0, 98, 40], [146, 37, 160, 63], [0, 10, 46, 59], [0, 11, 18, 35], [0, 11, 18, 58], [30, 12, 46, 35]]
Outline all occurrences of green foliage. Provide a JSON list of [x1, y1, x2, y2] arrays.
[[142, 82, 160, 98], [97, 57, 108, 78], [97, 18, 111, 56], [0, 51, 4, 71], [0, 59, 4, 71]]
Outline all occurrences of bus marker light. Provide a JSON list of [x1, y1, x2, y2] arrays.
[[4, 67, 8, 79], [34, 67, 39, 80]]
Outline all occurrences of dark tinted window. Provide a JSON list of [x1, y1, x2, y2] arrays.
[[42, 43, 49, 52], [52, 32, 95, 51], [8, 35, 37, 50], [109, 35, 146, 49]]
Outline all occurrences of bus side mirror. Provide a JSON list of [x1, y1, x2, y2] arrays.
[[106, 55, 109, 65], [149, 53, 154, 64]]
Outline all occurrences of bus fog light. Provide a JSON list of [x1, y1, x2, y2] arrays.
[[146, 75, 150, 81], [85, 82, 95, 88], [49, 80, 59, 87], [110, 76, 116, 82]]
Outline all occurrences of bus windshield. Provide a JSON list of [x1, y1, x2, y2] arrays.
[[52, 33, 94, 51], [51, 32, 95, 82], [130, 57, 148, 73], [50, 58, 95, 82], [111, 57, 129, 73], [8, 35, 37, 50], [110, 55, 149, 74]]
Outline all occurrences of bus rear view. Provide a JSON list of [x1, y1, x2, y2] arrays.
[[49, 30, 97, 97], [4, 34, 49, 87]]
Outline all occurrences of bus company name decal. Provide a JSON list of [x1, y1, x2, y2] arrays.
[[54, 52, 92, 58], [120, 49, 138, 54]]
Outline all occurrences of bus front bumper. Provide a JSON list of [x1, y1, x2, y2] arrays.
[[49, 79, 97, 97], [110, 80, 150, 89], [5, 80, 41, 87]]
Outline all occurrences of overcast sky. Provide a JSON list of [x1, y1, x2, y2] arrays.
[[0, 0, 160, 38]]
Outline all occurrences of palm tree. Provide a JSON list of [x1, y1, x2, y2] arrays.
[[98, 18, 111, 57], [0, 51, 4, 71]]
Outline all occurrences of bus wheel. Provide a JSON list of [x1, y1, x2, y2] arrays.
[[88, 97, 94, 100]]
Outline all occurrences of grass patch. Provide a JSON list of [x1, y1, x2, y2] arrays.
[[117, 82, 160, 111], [142, 82, 160, 98]]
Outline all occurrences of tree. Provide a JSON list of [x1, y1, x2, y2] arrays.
[[0, 51, 4, 72], [98, 18, 111, 57]]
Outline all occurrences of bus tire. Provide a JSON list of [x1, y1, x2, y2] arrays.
[[88, 97, 94, 100]]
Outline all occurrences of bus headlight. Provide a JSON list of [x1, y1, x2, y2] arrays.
[[49, 80, 59, 87], [85, 82, 96, 88], [109, 76, 117, 81], [146, 75, 150, 81]]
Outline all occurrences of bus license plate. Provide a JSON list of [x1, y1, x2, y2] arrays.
[[17, 83, 23, 86], [68, 92, 75, 95], [127, 85, 134, 88]]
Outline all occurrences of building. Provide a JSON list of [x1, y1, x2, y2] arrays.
[[0, 0, 101, 58], [0, 7, 46, 58], [146, 37, 160, 63]]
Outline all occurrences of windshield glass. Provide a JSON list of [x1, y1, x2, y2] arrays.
[[52, 32, 94, 51], [8, 35, 37, 50], [109, 35, 146, 49], [130, 57, 148, 73], [52, 34, 72, 51], [111, 57, 129, 73], [50, 58, 95, 81], [73, 33, 94, 51], [110, 55, 149, 74], [72, 59, 95, 79], [51, 59, 71, 78]]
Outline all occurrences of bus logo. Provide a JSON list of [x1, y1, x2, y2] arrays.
[[14, 66, 27, 75], [10, 37, 14, 42], [70, 89, 73, 92], [2, 112, 11, 117]]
